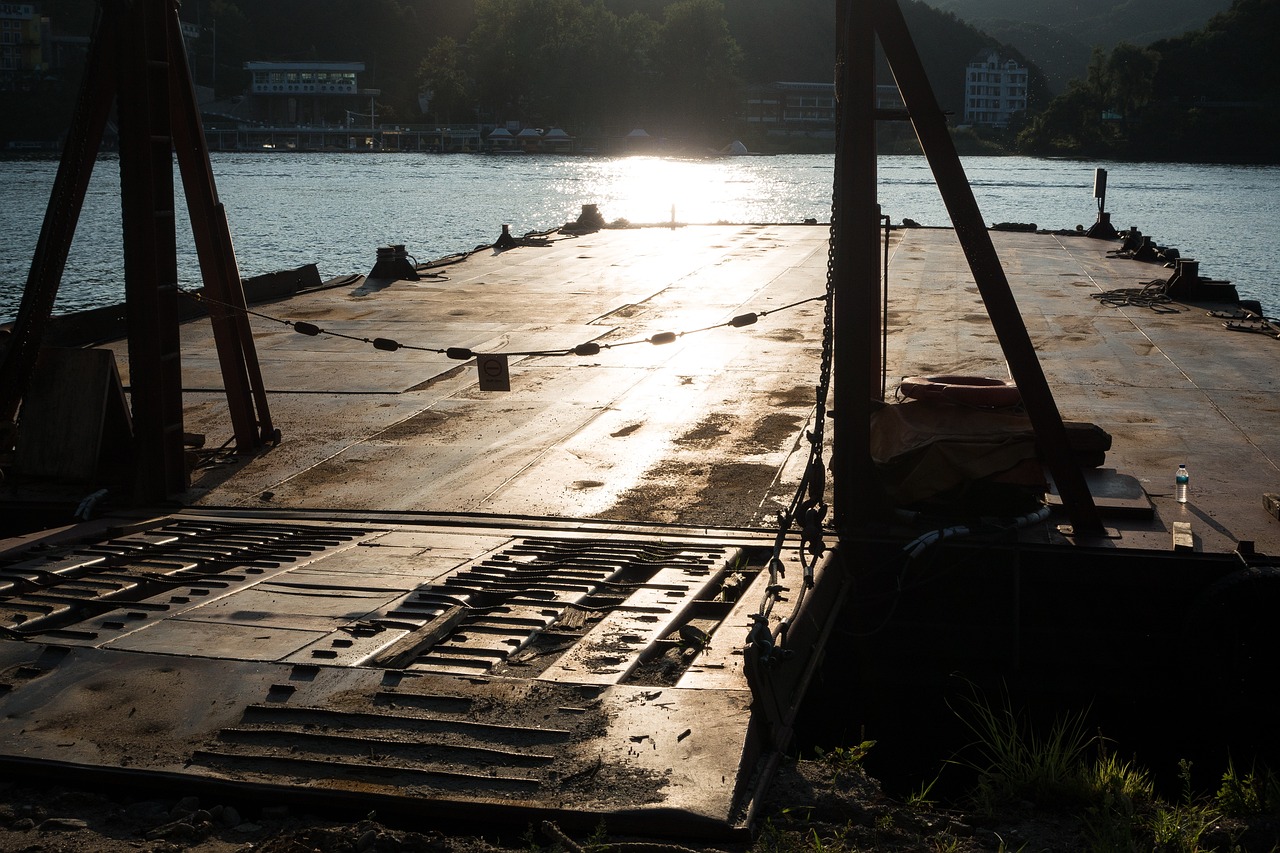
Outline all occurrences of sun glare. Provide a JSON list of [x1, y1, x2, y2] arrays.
[[583, 156, 771, 226]]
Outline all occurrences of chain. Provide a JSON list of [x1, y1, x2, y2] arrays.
[[814, 143, 839, 470], [753, 122, 841, 645]]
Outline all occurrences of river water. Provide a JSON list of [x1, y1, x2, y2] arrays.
[[2, 153, 1278, 323]]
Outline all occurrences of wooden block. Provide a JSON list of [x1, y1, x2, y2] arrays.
[[1265, 493, 1279, 522], [14, 347, 132, 482], [1172, 521, 1194, 552]]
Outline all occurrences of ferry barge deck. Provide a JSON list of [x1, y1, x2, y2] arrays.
[[3, 0, 1278, 836], [3, 221, 1278, 833]]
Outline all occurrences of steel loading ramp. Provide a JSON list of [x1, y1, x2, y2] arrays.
[[0, 510, 842, 838]]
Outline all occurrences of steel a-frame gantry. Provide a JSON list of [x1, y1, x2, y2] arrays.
[[0, 0, 274, 502], [829, 0, 1103, 537]]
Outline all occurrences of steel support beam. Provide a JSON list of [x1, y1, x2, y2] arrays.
[[831, 0, 888, 534], [165, 3, 275, 449], [870, 0, 1104, 535], [116, 0, 188, 500], [1, 0, 274, 498], [0, 6, 115, 429]]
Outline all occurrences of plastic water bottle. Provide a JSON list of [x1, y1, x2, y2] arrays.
[[1175, 464, 1190, 503]]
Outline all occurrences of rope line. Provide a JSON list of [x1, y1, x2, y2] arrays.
[[181, 251, 837, 664], [179, 288, 828, 361], [1091, 279, 1179, 312]]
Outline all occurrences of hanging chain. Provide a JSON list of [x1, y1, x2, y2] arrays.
[[752, 126, 841, 658]]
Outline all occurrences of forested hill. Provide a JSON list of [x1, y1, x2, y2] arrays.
[[923, 0, 1231, 43], [204, 0, 1046, 119], [31, 0, 1043, 128], [1017, 0, 1280, 162], [605, 0, 1049, 113], [16, 0, 1273, 161], [918, 0, 1233, 91]]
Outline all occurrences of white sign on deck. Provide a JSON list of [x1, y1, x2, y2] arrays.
[[476, 354, 511, 392]]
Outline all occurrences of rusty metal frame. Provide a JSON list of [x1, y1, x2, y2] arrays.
[[165, 3, 276, 449], [0, 0, 273, 501], [831, 0, 1102, 535], [830, 1, 884, 532], [116, 0, 187, 499], [0, 6, 115, 428]]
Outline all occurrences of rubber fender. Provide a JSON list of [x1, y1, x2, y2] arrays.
[[898, 375, 1021, 408]]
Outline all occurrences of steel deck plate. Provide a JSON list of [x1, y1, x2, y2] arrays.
[[0, 511, 830, 837]]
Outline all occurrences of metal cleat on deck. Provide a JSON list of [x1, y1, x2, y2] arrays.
[[1109, 226, 1144, 255], [1164, 257, 1239, 302], [365, 243, 422, 283]]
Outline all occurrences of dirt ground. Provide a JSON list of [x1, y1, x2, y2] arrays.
[[0, 759, 1174, 853], [6, 749, 1280, 853]]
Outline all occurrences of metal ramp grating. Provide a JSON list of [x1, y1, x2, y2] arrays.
[[188, 678, 667, 805], [0, 519, 375, 639], [1, 514, 824, 836], [345, 537, 742, 678]]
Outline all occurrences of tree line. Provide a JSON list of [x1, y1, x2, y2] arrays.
[[15, 0, 1277, 161], [16, 0, 1042, 146], [424, 0, 742, 138], [1016, 0, 1280, 162]]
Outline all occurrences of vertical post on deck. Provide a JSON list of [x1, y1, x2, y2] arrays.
[[830, 0, 887, 534], [116, 0, 188, 500], [870, 0, 1103, 535]]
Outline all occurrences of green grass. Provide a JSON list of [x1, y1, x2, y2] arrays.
[[743, 688, 1280, 853], [948, 684, 1095, 813], [1080, 751, 1154, 852], [1217, 759, 1280, 817], [813, 741, 876, 782], [950, 688, 1265, 852]]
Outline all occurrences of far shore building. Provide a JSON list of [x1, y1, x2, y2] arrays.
[[243, 61, 378, 126], [1, 3, 44, 89], [962, 50, 1028, 127], [738, 81, 905, 137], [200, 59, 483, 152]]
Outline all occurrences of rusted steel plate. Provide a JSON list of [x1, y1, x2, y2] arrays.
[[1, 511, 822, 836]]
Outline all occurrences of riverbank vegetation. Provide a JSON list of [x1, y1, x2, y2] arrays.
[[6, 0, 1276, 161], [753, 686, 1280, 852], [1016, 0, 1280, 163]]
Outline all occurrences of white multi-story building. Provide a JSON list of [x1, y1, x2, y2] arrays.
[[963, 50, 1028, 127]]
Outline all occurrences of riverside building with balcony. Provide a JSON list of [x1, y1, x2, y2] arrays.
[[962, 50, 1028, 127]]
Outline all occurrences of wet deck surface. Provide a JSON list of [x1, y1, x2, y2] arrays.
[[168, 224, 833, 527], [133, 222, 1279, 554], [883, 227, 1279, 554]]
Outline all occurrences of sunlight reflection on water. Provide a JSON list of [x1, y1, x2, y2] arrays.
[[2, 152, 1277, 321]]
